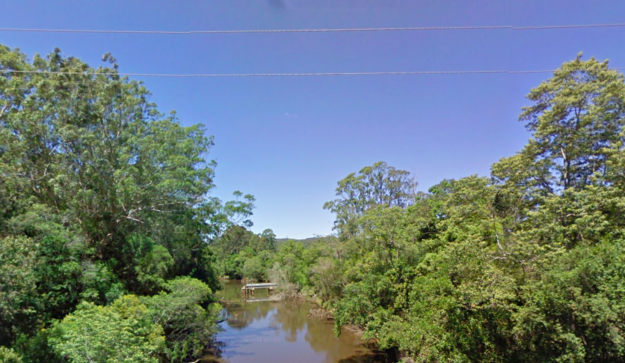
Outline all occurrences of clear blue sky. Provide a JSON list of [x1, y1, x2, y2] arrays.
[[2, 1, 625, 238]]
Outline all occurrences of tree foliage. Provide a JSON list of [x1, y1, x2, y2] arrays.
[[324, 161, 416, 236], [319, 56, 625, 363], [0, 44, 253, 361], [142, 277, 220, 362], [49, 296, 165, 363], [3, 43, 625, 363]]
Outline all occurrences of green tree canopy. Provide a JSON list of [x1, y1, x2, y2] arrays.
[[493, 55, 625, 200], [0, 44, 250, 360], [324, 161, 416, 237], [49, 295, 164, 363]]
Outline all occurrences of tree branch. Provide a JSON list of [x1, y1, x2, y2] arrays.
[[124, 215, 144, 223]]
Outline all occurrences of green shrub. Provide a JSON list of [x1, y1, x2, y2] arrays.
[[142, 277, 220, 362], [49, 295, 165, 363], [0, 346, 23, 363]]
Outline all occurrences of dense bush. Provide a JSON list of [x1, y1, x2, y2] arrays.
[[214, 56, 625, 362], [49, 296, 165, 363], [0, 45, 253, 361]]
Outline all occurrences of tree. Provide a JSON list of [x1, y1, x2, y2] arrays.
[[512, 239, 625, 362], [49, 295, 165, 363], [0, 347, 23, 363], [0, 236, 39, 344], [0, 44, 247, 358], [326, 57, 625, 362], [0, 45, 217, 285], [493, 55, 625, 200], [122, 234, 174, 295], [249, 229, 277, 252], [213, 225, 254, 256], [242, 257, 265, 281], [142, 277, 220, 362], [324, 161, 416, 237], [492, 56, 625, 250], [310, 257, 343, 302], [202, 191, 256, 241]]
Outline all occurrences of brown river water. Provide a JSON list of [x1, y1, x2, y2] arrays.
[[202, 280, 395, 363]]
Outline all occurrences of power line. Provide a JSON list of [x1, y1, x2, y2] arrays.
[[1, 23, 625, 35], [4, 68, 625, 78]]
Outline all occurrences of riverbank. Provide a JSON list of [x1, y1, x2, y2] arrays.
[[285, 290, 409, 363], [225, 280, 378, 343]]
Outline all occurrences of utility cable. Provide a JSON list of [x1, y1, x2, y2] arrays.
[[1, 23, 625, 35], [4, 68, 625, 78]]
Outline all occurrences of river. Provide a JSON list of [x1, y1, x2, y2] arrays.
[[202, 280, 395, 363]]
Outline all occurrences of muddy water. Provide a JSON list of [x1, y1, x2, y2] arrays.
[[203, 280, 394, 363]]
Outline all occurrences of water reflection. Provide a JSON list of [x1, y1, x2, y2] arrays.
[[270, 299, 308, 343], [203, 280, 394, 363]]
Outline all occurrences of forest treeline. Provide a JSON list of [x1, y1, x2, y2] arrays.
[[2, 43, 625, 363]]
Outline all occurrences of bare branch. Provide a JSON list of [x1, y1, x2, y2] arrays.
[[124, 215, 144, 223]]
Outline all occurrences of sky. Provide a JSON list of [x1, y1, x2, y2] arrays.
[[2, 0, 625, 238]]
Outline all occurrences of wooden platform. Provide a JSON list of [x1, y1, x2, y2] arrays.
[[241, 282, 277, 297], [241, 283, 277, 290]]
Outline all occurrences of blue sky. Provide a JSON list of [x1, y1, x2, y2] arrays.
[[2, 0, 625, 238]]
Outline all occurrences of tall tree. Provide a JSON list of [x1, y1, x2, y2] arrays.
[[324, 161, 416, 236], [0, 45, 224, 285], [492, 55, 625, 201], [0, 45, 252, 357]]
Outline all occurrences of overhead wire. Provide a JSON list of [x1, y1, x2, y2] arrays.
[[2, 22, 624, 79], [0, 23, 625, 35], [3, 68, 625, 78]]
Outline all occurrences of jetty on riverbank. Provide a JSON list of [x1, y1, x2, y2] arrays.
[[241, 282, 277, 297]]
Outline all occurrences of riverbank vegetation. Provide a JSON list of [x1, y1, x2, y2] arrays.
[[2, 43, 625, 363], [221, 56, 625, 362], [330, 56, 625, 362], [0, 45, 254, 362]]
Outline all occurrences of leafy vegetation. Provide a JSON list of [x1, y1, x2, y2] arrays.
[[0, 45, 254, 362], [320, 56, 625, 362], [214, 55, 625, 362], [49, 296, 165, 363], [2, 42, 625, 363]]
